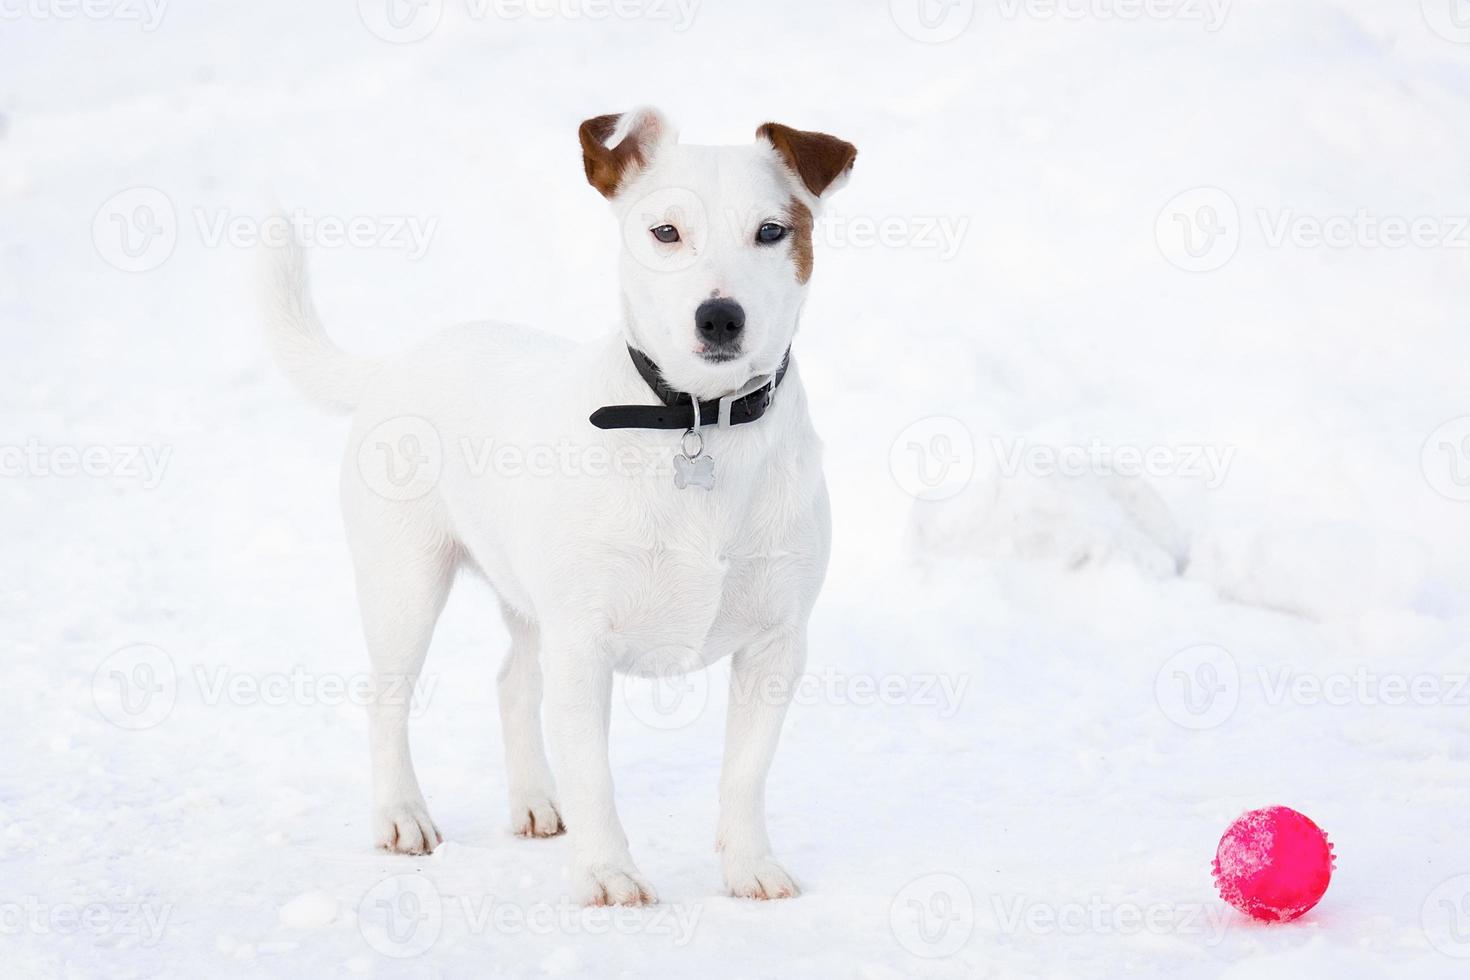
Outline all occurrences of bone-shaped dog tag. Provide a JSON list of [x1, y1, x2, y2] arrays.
[[674, 429, 715, 491]]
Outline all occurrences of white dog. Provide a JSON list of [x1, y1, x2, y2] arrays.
[[262, 107, 856, 906]]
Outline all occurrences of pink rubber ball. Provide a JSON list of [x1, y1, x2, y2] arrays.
[[1213, 806, 1334, 922]]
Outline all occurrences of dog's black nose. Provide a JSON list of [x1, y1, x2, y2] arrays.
[[694, 298, 745, 354]]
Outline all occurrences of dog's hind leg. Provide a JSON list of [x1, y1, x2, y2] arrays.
[[348, 512, 457, 856], [497, 604, 564, 838]]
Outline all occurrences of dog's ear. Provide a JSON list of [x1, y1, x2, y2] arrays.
[[579, 107, 672, 199], [756, 122, 857, 199]]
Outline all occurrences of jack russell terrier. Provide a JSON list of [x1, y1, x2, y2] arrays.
[[261, 107, 856, 906]]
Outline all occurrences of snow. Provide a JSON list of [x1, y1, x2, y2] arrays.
[[277, 890, 341, 930], [3, 0, 1470, 976]]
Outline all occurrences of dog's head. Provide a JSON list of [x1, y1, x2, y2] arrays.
[[580, 108, 856, 398]]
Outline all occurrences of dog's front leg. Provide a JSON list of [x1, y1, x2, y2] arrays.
[[717, 628, 806, 899], [543, 638, 656, 906]]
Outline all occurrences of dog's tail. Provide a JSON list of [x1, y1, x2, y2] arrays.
[[259, 225, 379, 414]]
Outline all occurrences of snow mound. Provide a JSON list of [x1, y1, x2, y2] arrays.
[[1187, 521, 1431, 621], [906, 463, 1189, 579], [277, 890, 340, 930]]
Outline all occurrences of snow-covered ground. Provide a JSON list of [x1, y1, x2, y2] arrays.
[[4, 0, 1470, 976]]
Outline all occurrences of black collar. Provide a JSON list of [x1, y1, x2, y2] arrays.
[[589, 346, 791, 431]]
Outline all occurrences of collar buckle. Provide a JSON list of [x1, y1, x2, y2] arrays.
[[717, 373, 775, 428]]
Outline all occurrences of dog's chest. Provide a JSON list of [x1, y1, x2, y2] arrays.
[[520, 374, 826, 666], [596, 502, 767, 666]]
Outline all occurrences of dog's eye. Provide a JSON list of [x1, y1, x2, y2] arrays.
[[650, 224, 681, 244], [756, 223, 787, 245]]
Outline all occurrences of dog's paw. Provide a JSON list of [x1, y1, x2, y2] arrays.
[[723, 854, 799, 900], [510, 794, 565, 839], [572, 861, 658, 907], [374, 801, 443, 856]]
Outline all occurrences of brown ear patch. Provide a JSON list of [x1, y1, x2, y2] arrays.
[[783, 198, 815, 284], [580, 113, 649, 199], [757, 122, 857, 198]]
